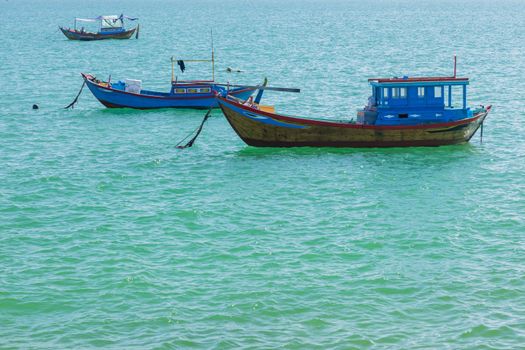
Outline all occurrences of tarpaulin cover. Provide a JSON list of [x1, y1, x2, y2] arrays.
[[75, 14, 138, 23]]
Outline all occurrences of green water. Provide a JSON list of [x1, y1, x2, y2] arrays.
[[1, 0, 524, 348]]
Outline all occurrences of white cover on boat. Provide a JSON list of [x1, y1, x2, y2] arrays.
[[125, 79, 142, 94]]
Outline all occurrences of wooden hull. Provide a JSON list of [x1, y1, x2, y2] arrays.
[[82, 74, 256, 109], [217, 97, 491, 148], [60, 27, 136, 41]]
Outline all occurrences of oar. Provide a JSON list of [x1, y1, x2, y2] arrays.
[[214, 83, 300, 93]]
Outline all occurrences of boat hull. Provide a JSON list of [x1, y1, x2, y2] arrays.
[[82, 74, 255, 109], [60, 27, 136, 40], [218, 97, 491, 148]]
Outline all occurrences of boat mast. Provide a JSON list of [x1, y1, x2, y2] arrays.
[[170, 31, 215, 83], [454, 55, 457, 78], [211, 29, 215, 82], [171, 56, 175, 82]]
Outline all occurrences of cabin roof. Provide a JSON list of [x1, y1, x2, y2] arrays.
[[368, 76, 469, 86], [369, 76, 468, 83], [368, 76, 469, 88]]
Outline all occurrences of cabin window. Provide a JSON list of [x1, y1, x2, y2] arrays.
[[392, 88, 399, 98], [418, 87, 425, 98], [434, 86, 442, 98], [383, 88, 389, 98], [198, 88, 211, 93], [187, 88, 198, 93], [392, 88, 406, 98], [174, 88, 186, 94]]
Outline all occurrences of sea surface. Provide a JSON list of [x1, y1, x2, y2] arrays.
[[1, 0, 524, 349]]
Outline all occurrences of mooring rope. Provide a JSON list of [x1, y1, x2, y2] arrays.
[[480, 121, 484, 143], [175, 109, 212, 149], [64, 80, 86, 109]]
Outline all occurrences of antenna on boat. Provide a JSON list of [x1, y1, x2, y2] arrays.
[[453, 54, 457, 78], [211, 29, 215, 81], [480, 122, 484, 143], [171, 56, 175, 82]]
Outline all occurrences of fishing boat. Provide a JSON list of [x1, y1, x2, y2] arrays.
[[60, 15, 139, 41], [81, 73, 257, 109], [217, 64, 491, 148], [81, 42, 257, 109]]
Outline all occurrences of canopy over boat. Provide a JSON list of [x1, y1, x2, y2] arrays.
[[75, 14, 138, 24], [72, 14, 138, 31]]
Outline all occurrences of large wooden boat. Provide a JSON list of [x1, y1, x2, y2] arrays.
[[60, 15, 138, 41], [217, 75, 491, 147]]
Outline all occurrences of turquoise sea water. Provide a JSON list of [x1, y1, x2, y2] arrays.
[[1, 0, 525, 348]]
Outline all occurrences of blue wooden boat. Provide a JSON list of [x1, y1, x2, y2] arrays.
[[81, 43, 258, 109], [60, 15, 139, 41], [82, 73, 257, 109], [217, 71, 492, 147]]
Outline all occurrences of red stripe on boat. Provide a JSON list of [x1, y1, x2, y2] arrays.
[[217, 97, 484, 131]]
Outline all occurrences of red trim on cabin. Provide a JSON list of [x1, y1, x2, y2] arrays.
[[368, 76, 469, 83], [218, 97, 485, 131]]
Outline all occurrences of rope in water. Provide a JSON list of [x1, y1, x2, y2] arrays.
[[64, 82, 210, 148], [64, 80, 86, 109], [175, 109, 212, 149]]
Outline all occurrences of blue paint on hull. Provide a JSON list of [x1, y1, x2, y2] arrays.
[[84, 77, 255, 109]]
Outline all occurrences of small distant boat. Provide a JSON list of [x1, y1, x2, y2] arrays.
[[60, 14, 139, 41], [218, 60, 491, 148]]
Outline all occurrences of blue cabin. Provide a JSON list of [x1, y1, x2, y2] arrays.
[[357, 76, 473, 126]]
